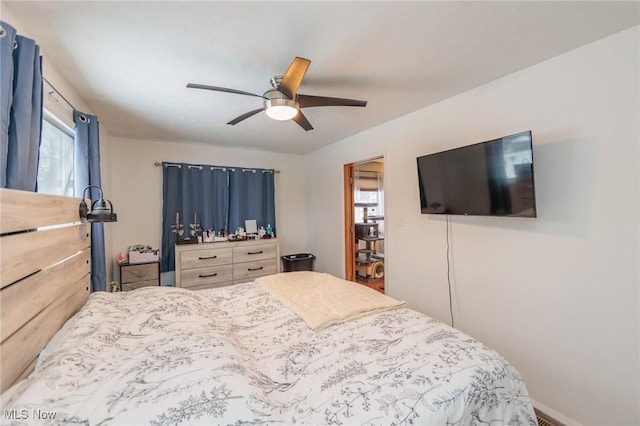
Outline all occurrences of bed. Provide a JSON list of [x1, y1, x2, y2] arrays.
[[0, 189, 536, 425]]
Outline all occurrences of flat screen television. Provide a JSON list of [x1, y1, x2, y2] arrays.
[[417, 131, 537, 217]]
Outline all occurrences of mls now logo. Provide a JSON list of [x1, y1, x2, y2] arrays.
[[4, 409, 28, 420], [4, 409, 57, 420]]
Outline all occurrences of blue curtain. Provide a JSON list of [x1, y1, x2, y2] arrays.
[[74, 111, 106, 292], [228, 168, 276, 236], [0, 21, 43, 191], [161, 163, 230, 273]]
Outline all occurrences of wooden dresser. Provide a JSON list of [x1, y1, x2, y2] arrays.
[[175, 239, 279, 290], [120, 261, 160, 291]]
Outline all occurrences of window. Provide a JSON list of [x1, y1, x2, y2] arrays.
[[37, 111, 74, 196], [354, 170, 384, 234]]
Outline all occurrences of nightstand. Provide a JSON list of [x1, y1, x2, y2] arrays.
[[119, 261, 160, 291]]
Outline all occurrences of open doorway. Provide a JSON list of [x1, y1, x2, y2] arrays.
[[344, 157, 385, 293]]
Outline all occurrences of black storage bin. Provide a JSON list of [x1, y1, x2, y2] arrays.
[[281, 253, 316, 272]]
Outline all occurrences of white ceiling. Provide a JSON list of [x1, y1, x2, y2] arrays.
[[4, 1, 639, 154]]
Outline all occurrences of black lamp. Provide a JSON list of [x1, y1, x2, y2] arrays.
[[78, 185, 117, 223]]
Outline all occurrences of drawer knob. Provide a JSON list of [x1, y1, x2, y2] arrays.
[[199, 255, 218, 260], [198, 273, 218, 278], [247, 250, 263, 255], [247, 266, 264, 271]]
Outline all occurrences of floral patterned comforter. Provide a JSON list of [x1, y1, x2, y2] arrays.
[[2, 283, 536, 425]]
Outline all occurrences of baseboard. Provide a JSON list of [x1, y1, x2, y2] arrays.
[[536, 408, 564, 426], [532, 399, 582, 426]]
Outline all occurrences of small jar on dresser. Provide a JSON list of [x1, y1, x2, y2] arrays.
[[175, 239, 279, 291]]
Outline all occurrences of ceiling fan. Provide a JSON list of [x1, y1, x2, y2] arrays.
[[187, 57, 367, 131]]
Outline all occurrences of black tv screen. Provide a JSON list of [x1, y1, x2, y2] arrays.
[[417, 131, 537, 217]]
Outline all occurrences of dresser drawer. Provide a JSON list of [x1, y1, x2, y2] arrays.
[[180, 246, 233, 270], [232, 243, 276, 263], [183, 281, 234, 291], [233, 258, 277, 283], [122, 279, 158, 291], [175, 239, 279, 289], [121, 263, 158, 284], [180, 264, 233, 289]]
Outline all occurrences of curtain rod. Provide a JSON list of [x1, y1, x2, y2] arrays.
[[43, 77, 78, 111], [154, 161, 280, 174]]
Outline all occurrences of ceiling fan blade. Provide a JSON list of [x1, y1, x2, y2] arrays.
[[227, 108, 265, 125], [292, 111, 313, 131], [298, 94, 367, 108], [187, 83, 266, 99], [277, 57, 311, 99]]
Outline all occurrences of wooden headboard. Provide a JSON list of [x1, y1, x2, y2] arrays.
[[0, 188, 91, 393]]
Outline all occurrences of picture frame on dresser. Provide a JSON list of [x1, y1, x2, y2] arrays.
[[175, 239, 279, 290]]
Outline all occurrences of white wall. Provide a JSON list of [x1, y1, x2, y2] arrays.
[[305, 27, 639, 425], [109, 138, 307, 284]]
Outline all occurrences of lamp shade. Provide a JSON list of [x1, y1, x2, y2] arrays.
[[79, 185, 117, 223]]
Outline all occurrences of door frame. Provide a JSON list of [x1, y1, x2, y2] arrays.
[[343, 163, 356, 281], [343, 156, 385, 283]]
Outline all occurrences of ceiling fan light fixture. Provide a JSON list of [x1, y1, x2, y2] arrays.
[[264, 98, 299, 121], [188, 57, 367, 129]]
